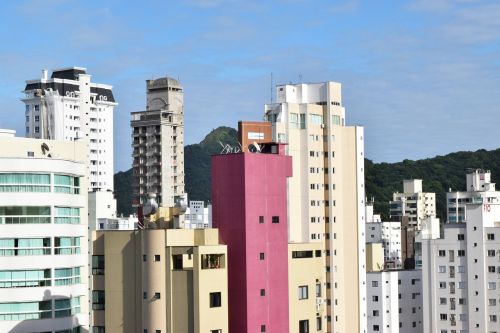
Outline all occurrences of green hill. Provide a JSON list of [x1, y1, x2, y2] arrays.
[[115, 126, 500, 220]]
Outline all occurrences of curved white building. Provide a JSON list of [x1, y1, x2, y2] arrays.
[[0, 130, 89, 333]]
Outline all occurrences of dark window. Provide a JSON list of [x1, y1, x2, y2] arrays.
[[299, 320, 309, 333], [154, 255, 160, 261], [92, 255, 105, 275], [210, 292, 221, 307], [143, 255, 147, 262], [259, 216, 264, 224], [92, 290, 105, 310], [260, 289, 266, 296], [172, 254, 183, 269], [458, 234, 465, 240], [261, 325, 266, 332], [272, 216, 279, 223], [154, 292, 161, 299], [315, 250, 322, 257], [260, 253, 265, 260], [292, 251, 313, 259]]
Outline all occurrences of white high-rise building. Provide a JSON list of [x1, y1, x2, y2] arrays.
[[367, 270, 423, 333], [390, 180, 435, 229], [0, 131, 89, 333], [447, 169, 500, 223], [131, 77, 185, 208], [265, 82, 366, 333], [422, 200, 500, 332], [21, 67, 117, 192]]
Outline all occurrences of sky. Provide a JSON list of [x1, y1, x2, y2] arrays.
[[0, 0, 499, 172]]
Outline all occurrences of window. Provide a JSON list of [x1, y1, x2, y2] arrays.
[[488, 282, 496, 290], [299, 319, 309, 333], [211, 330, 222, 333], [438, 266, 446, 273], [92, 290, 105, 310], [438, 250, 446, 257], [489, 299, 497, 306], [54, 237, 80, 255], [373, 310, 379, 316], [0, 173, 50, 193], [272, 216, 279, 224], [0, 269, 51, 288], [55, 267, 81, 286], [261, 325, 266, 332], [439, 282, 446, 289], [154, 255, 160, 262], [488, 250, 496, 257], [440, 314, 448, 320], [201, 254, 225, 269], [154, 292, 160, 299], [93, 327, 105, 333], [55, 297, 81, 317], [0, 237, 51, 256], [54, 174, 80, 194], [0, 206, 51, 224], [54, 207, 80, 224], [316, 317, 322, 330], [0, 300, 52, 320], [372, 296, 378, 302], [260, 289, 265, 296], [210, 292, 221, 307], [458, 234, 464, 240], [372, 281, 378, 287], [260, 253, 265, 260], [488, 266, 496, 273], [259, 216, 264, 224], [373, 325, 380, 331], [457, 250, 465, 257], [487, 234, 495, 240], [440, 298, 447, 305], [292, 251, 313, 259], [298, 286, 308, 300], [316, 283, 321, 297]]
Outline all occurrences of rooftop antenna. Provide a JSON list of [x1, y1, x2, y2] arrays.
[[270, 72, 273, 104]]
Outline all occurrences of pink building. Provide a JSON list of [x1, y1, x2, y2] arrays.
[[212, 143, 292, 333]]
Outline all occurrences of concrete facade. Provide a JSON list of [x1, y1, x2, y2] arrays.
[[367, 270, 423, 333], [264, 82, 367, 333], [212, 143, 292, 333], [131, 77, 185, 208], [366, 221, 402, 269], [422, 203, 500, 333], [0, 133, 89, 333], [91, 228, 228, 333], [21, 67, 116, 192]]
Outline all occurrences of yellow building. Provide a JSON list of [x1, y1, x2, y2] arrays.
[[288, 242, 326, 332], [91, 228, 228, 333], [366, 243, 384, 272]]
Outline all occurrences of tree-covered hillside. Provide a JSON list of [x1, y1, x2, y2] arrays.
[[115, 126, 500, 220]]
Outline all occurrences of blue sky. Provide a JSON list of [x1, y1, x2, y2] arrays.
[[1, 0, 499, 171]]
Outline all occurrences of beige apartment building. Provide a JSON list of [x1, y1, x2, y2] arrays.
[[390, 179, 436, 229], [91, 228, 228, 333], [131, 77, 185, 207], [265, 82, 367, 333]]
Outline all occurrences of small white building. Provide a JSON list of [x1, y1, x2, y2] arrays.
[[367, 269, 423, 333], [184, 201, 212, 229], [390, 179, 436, 229], [422, 201, 500, 332], [447, 169, 500, 223], [97, 216, 138, 230]]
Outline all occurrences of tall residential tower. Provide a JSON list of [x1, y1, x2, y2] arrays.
[[22, 67, 117, 192], [264, 82, 367, 333], [131, 77, 185, 207]]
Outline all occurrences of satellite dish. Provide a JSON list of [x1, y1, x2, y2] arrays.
[[142, 193, 159, 216], [248, 142, 261, 153]]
